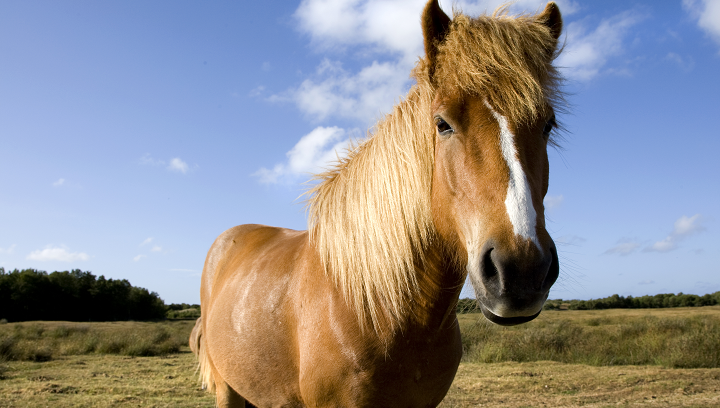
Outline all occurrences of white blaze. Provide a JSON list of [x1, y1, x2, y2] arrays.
[[484, 100, 541, 250]]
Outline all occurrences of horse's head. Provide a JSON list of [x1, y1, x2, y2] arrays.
[[422, 1, 563, 325]]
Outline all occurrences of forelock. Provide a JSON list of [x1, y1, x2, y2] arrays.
[[431, 9, 564, 124]]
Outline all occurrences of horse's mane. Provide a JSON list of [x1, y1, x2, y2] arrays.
[[307, 6, 563, 333], [435, 7, 564, 128]]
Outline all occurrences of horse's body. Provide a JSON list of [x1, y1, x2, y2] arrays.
[[201, 224, 463, 407], [196, 2, 565, 407]]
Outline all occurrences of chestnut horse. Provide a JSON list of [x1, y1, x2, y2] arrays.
[[195, 1, 564, 406]]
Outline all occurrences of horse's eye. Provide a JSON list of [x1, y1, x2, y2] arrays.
[[543, 118, 556, 136], [436, 119, 453, 135]]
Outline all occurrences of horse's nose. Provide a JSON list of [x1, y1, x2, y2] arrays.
[[481, 240, 558, 294], [473, 239, 559, 324]]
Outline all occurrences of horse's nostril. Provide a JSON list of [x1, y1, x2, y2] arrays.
[[481, 247, 497, 279]]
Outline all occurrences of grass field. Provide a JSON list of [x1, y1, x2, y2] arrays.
[[0, 320, 194, 362], [458, 306, 720, 368], [1, 307, 719, 407]]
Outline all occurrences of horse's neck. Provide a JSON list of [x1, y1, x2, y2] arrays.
[[404, 243, 466, 331]]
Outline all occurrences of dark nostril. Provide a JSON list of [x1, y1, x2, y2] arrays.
[[480, 246, 498, 281]]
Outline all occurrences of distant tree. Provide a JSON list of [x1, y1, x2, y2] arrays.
[[559, 292, 719, 311], [166, 303, 200, 311], [0, 268, 167, 322]]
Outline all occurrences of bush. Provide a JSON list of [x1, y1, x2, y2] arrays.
[[166, 307, 201, 320]]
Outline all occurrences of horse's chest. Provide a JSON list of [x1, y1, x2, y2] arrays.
[[299, 327, 462, 408]]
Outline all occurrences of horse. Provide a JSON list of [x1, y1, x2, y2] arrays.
[[195, 1, 564, 406]]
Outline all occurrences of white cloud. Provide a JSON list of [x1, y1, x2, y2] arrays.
[[167, 158, 189, 174], [278, 59, 412, 123], [140, 237, 153, 246], [151, 245, 162, 252], [645, 214, 705, 253], [133, 254, 146, 262], [140, 153, 165, 167], [683, 0, 720, 50], [0, 244, 16, 254], [646, 236, 677, 253], [604, 215, 706, 256], [53, 178, 65, 187], [544, 194, 564, 210], [604, 240, 641, 256], [295, 0, 424, 63], [556, 10, 644, 81], [672, 214, 706, 237], [455, 0, 580, 17], [27, 246, 89, 262], [249, 86, 265, 97], [255, 126, 355, 184], [141, 154, 193, 174], [665, 52, 695, 71]]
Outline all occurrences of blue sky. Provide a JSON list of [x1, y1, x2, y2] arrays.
[[1, 0, 718, 304]]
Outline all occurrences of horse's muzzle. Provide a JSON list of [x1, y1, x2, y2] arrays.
[[470, 239, 559, 325]]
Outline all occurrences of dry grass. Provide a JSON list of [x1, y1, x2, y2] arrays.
[[1, 352, 718, 407], [440, 361, 720, 407], [0, 350, 214, 407]]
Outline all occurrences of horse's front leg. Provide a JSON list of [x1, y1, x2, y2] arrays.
[[214, 369, 253, 408]]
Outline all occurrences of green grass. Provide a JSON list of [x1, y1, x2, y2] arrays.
[[0, 320, 194, 361], [458, 306, 720, 368]]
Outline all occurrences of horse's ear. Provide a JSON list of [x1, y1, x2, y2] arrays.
[[422, 0, 451, 78], [537, 2, 562, 41]]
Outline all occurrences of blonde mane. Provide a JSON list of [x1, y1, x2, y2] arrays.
[[307, 6, 563, 333], [435, 7, 564, 126]]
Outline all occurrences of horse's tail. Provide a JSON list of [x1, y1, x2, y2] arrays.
[[189, 316, 202, 355], [191, 316, 216, 393]]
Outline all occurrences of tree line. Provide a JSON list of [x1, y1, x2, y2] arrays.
[[0, 268, 167, 322], [544, 292, 720, 311], [456, 292, 720, 314]]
